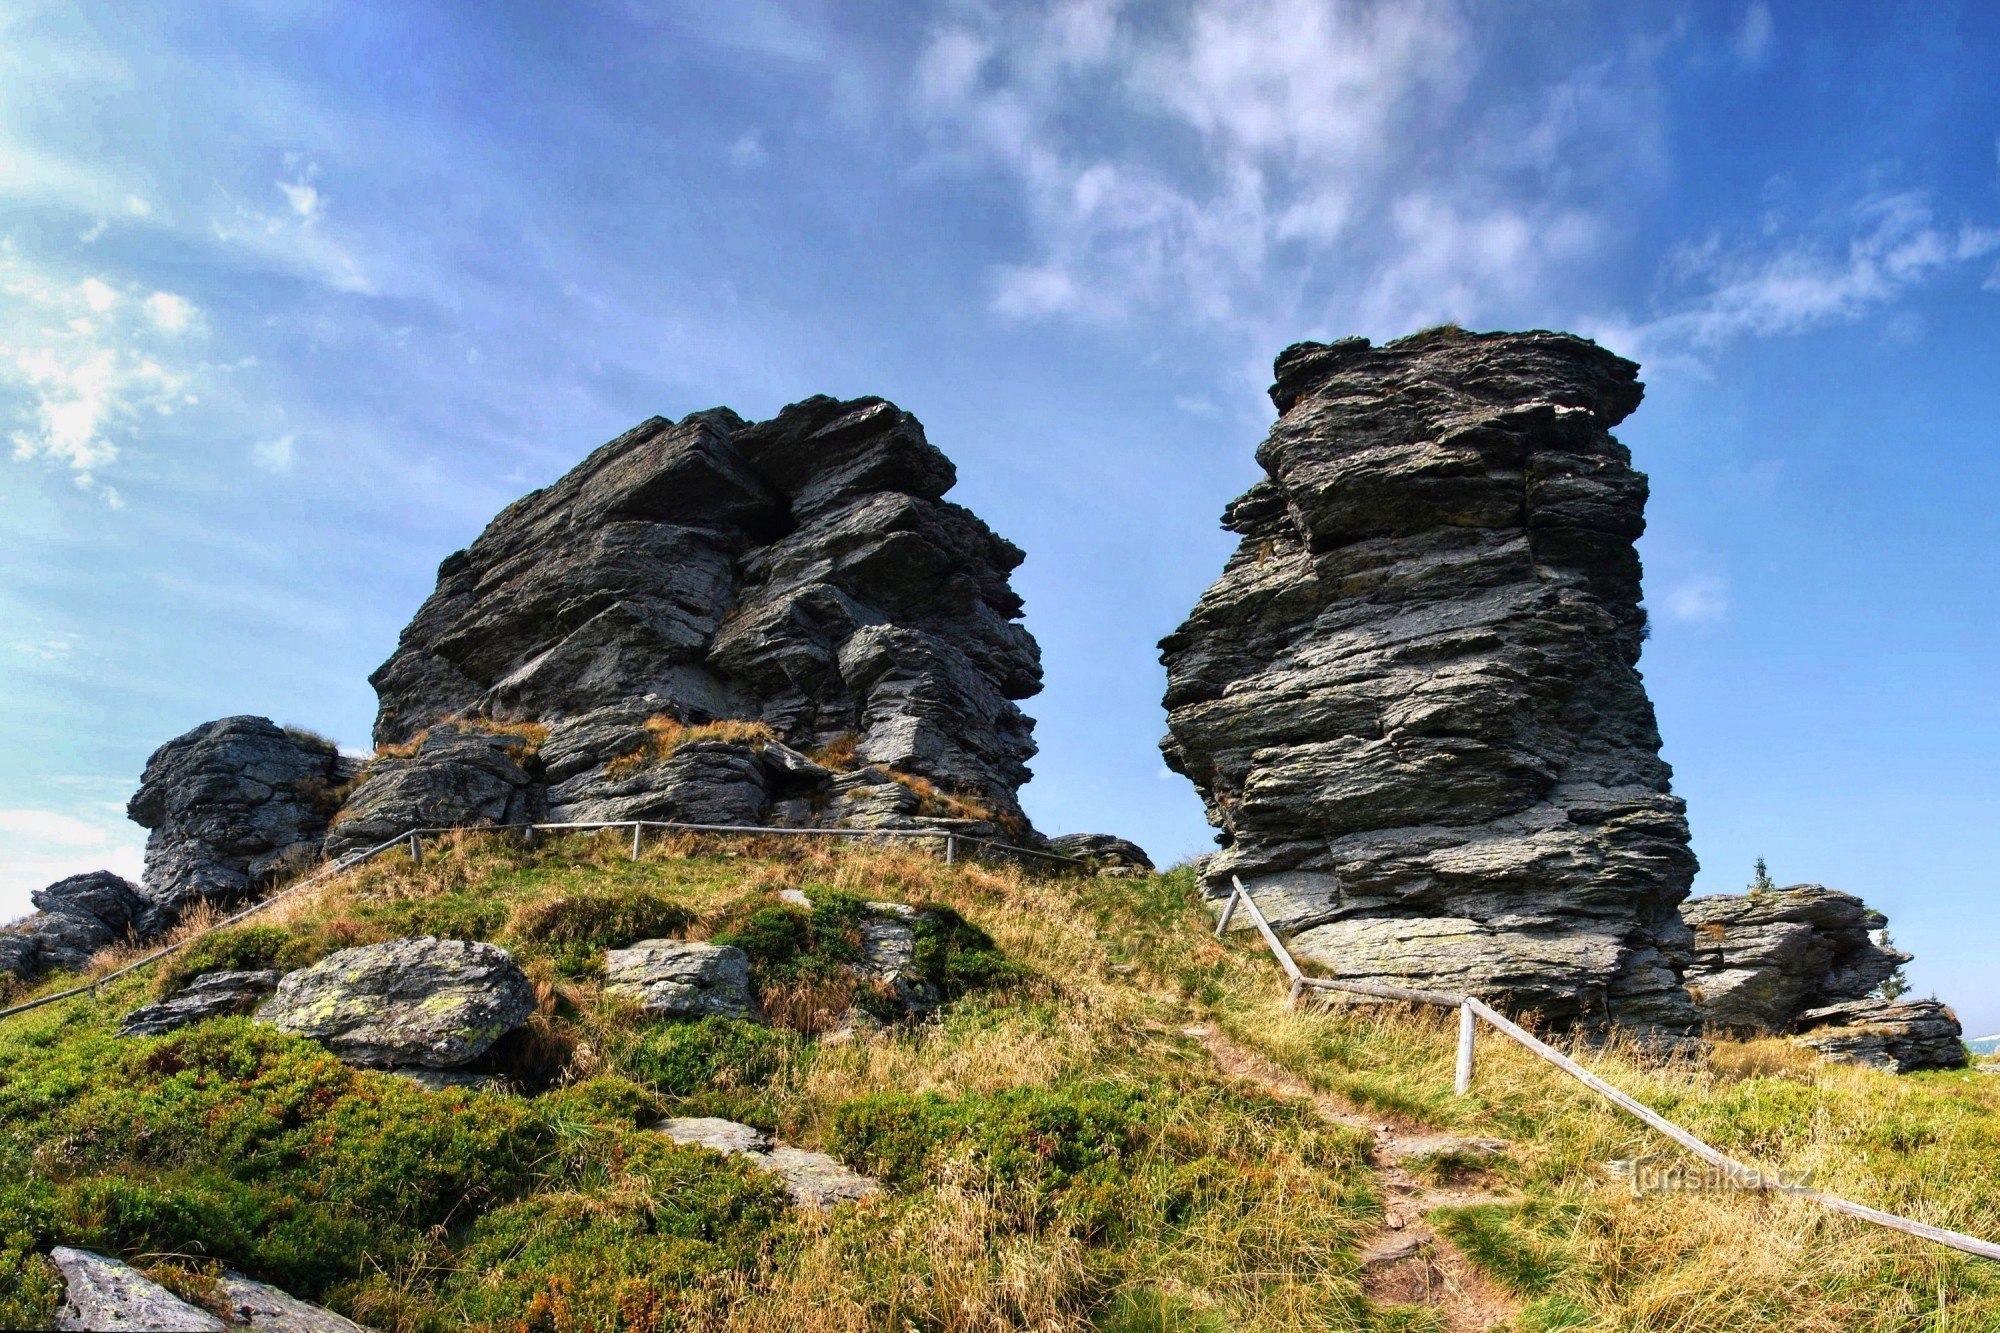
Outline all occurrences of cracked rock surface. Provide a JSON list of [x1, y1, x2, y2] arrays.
[[367, 396, 1041, 835], [1160, 329, 1698, 1032], [1681, 884, 1910, 1032], [1794, 997, 1965, 1074], [255, 937, 534, 1068]]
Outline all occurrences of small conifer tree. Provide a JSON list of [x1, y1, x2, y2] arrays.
[[1877, 930, 1911, 1000], [1748, 857, 1776, 894]]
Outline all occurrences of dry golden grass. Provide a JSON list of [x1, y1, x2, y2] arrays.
[[604, 716, 778, 776], [370, 714, 551, 762]]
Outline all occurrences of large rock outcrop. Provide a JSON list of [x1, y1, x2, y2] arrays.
[[1681, 885, 1909, 1032], [0, 871, 156, 981], [367, 397, 1041, 835], [1794, 998, 1965, 1074], [322, 724, 540, 859], [126, 716, 353, 916], [1161, 329, 1697, 1031]]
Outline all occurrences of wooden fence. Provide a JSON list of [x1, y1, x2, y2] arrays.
[[1216, 874, 2000, 1264]]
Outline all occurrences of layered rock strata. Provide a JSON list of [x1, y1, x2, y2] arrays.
[[1680, 885, 1909, 1032], [323, 724, 540, 859], [367, 396, 1041, 835], [1161, 329, 1697, 1030], [1794, 998, 1965, 1073], [0, 871, 155, 981], [126, 716, 353, 915]]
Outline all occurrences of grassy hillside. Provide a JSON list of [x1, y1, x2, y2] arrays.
[[1, 834, 1996, 1331]]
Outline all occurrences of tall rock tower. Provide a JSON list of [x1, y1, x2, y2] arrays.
[[1160, 328, 1698, 1031]]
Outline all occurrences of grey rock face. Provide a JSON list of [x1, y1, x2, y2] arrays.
[[1681, 885, 1909, 1032], [127, 716, 350, 917], [653, 1116, 881, 1209], [118, 970, 280, 1038], [322, 725, 538, 859], [604, 940, 755, 1019], [1794, 998, 1965, 1073], [367, 397, 1041, 835], [50, 1246, 226, 1331], [214, 1274, 370, 1332], [256, 938, 534, 1068], [1160, 329, 1698, 1031], [1044, 833, 1154, 875], [0, 871, 155, 981]]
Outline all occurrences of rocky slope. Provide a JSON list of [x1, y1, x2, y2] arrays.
[[1681, 884, 1908, 1031], [1161, 328, 1698, 1031], [367, 396, 1041, 835]]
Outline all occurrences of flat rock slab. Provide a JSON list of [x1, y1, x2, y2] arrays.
[[605, 940, 754, 1019], [1793, 997, 1965, 1073], [256, 938, 534, 1069], [119, 970, 281, 1038], [216, 1273, 371, 1331], [50, 1247, 226, 1331], [654, 1116, 880, 1209]]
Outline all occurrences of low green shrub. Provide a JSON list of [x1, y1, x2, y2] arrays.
[[507, 890, 695, 975], [827, 1081, 1147, 1188], [611, 1018, 800, 1101]]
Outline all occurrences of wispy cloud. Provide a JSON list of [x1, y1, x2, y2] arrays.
[[0, 252, 204, 503], [909, 0, 1651, 340], [0, 805, 146, 924], [1732, 3, 1775, 69], [1661, 574, 1730, 625], [1590, 192, 2000, 365], [251, 433, 296, 472]]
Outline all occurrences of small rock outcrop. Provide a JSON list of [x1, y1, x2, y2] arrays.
[[255, 938, 534, 1068], [49, 1246, 226, 1331], [0, 871, 153, 981], [366, 397, 1042, 836], [1680, 885, 1909, 1032], [215, 1273, 370, 1331], [1044, 833, 1154, 876], [1794, 998, 1966, 1074], [118, 970, 280, 1038], [1160, 329, 1698, 1031], [654, 1116, 880, 1209], [127, 716, 352, 916], [322, 724, 540, 859], [604, 940, 756, 1019]]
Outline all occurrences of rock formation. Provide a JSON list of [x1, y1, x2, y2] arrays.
[[322, 723, 540, 859], [118, 969, 280, 1038], [50, 1247, 226, 1332], [127, 716, 353, 915], [1161, 329, 1698, 1031], [366, 396, 1041, 836], [654, 1116, 881, 1209], [604, 940, 756, 1019], [1044, 833, 1154, 876], [1794, 997, 1966, 1074], [0, 871, 154, 981], [1680, 885, 1908, 1031]]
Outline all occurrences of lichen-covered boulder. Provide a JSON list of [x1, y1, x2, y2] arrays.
[[256, 938, 534, 1068], [604, 940, 755, 1019], [1159, 329, 1698, 1032], [366, 396, 1042, 837], [1681, 885, 1910, 1032], [118, 970, 280, 1038], [215, 1273, 370, 1331], [654, 1117, 880, 1209], [1793, 998, 1966, 1074], [126, 716, 351, 916], [1044, 833, 1154, 875], [322, 724, 538, 859], [50, 1246, 226, 1331]]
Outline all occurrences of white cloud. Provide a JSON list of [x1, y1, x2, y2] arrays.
[[729, 130, 769, 168], [143, 290, 195, 333], [909, 0, 1646, 341], [1661, 575, 1730, 625], [0, 806, 146, 925], [1591, 192, 2000, 364], [1, 253, 203, 499], [251, 433, 295, 472], [279, 178, 323, 221], [1733, 4, 1775, 68]]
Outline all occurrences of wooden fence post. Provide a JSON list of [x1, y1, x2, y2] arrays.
[[945, 835, 955, 865], [408, 833, 422, 867], [1214, 885, 1241, 937], [631, 823, 643, 860], [1455, 1000, 1476, 1095]]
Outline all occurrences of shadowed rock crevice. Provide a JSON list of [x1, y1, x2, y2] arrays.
[[1162, 328, 1698, 1032]]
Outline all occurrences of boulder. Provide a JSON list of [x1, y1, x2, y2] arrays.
[[49, 1246, 226, 1331], [1159, 329, 1698, 1033], [1, 871, 156, 982], [654, 1116, 881, 1209], [389, 1067, 503, 1092], [366, 396, 1042, 838], [604, 940, 755, 1019], [1044, 833, 1154, 875], [215, 1273, 370, 1331], [127, 716, 352, 917], [118, 970, 280, 1038], [255, 938, 534, 1068], [1793, 998, 1966, 1074], [1681, 885, 1909, 1032], [322, 725, 538, 859]]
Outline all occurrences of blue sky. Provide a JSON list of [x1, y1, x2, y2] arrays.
[[3, 1, 1996, 1030]]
